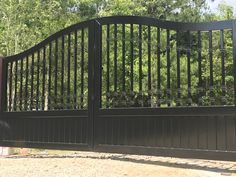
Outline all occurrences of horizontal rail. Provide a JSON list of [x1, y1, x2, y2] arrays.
[[97, 16, 234, 31], [2, 110, 88, 119], [98, 106, 236, 117]]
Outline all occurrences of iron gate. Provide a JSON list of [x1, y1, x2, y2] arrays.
[[0, 16, 236, 161]]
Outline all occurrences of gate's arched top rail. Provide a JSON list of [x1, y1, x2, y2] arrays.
[[96, 16, 235, 31], [4, 16, 236, 62]]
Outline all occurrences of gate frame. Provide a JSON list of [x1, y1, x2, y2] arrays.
[[0, 16, 236, 161]]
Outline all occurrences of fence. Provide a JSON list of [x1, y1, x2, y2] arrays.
[[0, 16, 235, 161]]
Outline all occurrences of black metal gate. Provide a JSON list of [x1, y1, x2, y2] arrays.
[[0, 16, 236, 161]]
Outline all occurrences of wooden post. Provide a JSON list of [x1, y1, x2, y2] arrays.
[[0, 57, 6, 113]]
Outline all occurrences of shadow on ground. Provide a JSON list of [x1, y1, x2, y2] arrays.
[[3, 152, 236, 174]]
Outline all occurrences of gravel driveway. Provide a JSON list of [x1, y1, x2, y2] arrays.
[[0, 150, 235, 177]]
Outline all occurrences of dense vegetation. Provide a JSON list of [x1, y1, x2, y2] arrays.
[[1, 0, 234, 56]]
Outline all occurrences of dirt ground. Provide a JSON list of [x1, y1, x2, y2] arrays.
[[0, 149, 236, 177]]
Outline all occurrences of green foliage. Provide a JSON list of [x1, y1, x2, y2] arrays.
[[0, 0, 80, 56], [0, 0, 233, 56]]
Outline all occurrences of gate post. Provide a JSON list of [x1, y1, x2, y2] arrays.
[[87, 20, 101, 149], [0, 57, 7, 113], [93, 20, 102, 149]]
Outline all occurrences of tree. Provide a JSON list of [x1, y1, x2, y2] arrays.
[[0, 0, 81, 56]]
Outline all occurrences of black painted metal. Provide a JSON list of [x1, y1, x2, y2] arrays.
[[106, 24, 110, 108], [54, 39, 58, 109], [42, 48, 46, 110], [48, 43, 52, 110], [81, 29, 85, 109], [74, 30, 78, 110], [122, 24, 126, 93], [148, 26, 151, 105], [187, 31, 191, 106], [25, 56, 29, 111], [197, 31, 203, 106], [157, 28, 161, 107], [138, 24, 142, 94], [166, 29, 171, 107], [0, 57, 6, 112], [14, 60, 18, 111], [130, 24, 134, 92], [67, 33, 71, 110], [220, 30, 226, 105], [0, 16, 236, 161], [61, 36, 65, 110], [36, 50, 40, 111], [20, 58, 23, 111], [176, 31, 181, 106], [8, 62, 13, 111], [208, 30, 214, 105]]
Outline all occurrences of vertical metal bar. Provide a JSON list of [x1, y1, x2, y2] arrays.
[[114, 24, 118, 92], [122, 24, 126, 93], [0, 58, 3, 112], [42, 47, 46, 110], [0, 57, 6, 112], [220, 30, 226, 104], [55, 39, 58, 108], [176, 31, 181, 106], [30, 53, 34, 110], [139, 24, 142, 93], [8, 62, 13, 111], [36, 50, 40, 110], [106, 24, 110, 108], [61, 36, 65, 109], [198, 31, 203, 106], [187, 31, 191, 106], [166, 29, 171, 107], [209, 30, 214, 105], [74, 30, 78, 109], [67, 33, 71, 109], [157, 27, 161, 107], [99, 26, 103, 109], [14, 60, 18, 111], [81, 29, 84, 109], [48, 43, 52, 110], [19, 58, 23, 111], [148, 26, 151, 104], [24, 56, 29, 111], [4, 61, 8, 112], [130, 24, 134, 92]]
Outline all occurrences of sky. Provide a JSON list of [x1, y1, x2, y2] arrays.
[[206, 0, 236, 14]]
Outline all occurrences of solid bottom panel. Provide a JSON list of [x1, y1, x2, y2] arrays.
[[1, 117, 88, 144], [95, 115, 236, 151]]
